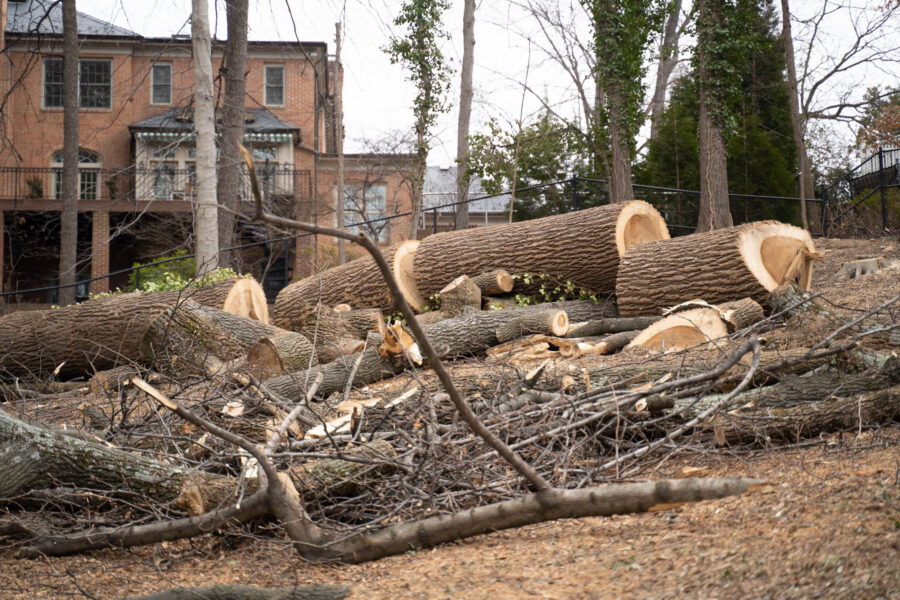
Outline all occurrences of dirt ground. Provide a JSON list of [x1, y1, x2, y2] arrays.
[[1, 236, 898, 599]]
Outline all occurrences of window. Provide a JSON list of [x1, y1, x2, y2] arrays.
[[43, 58, 112, 109], [51, 150, 101, 200], [151, 63, 172, 104], [43, 58, 64, 108], [264, 65, 284, 106], [343, 183, 387, 241]]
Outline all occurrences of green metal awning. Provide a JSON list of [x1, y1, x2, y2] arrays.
[[135, 131, 293, 143]]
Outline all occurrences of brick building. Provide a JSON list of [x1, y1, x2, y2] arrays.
[[0, 0, 414, 303]]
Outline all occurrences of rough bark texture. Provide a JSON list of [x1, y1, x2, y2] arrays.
[[470, 270, 514, 296], [142, 301, 315, 374], [413, 202, 666, 300], [649, 0, 683, 141], [616, 225, 789, 316], [438, 275, 482, 316], [454, 0, 476, 231], [122, 584, 351, 600], [495, 309, 568, 343], [718, 297, 765, 331], [566, 316, 661, 338], [339, 308, 385, 337], [780, 0, 810, 231], [275, 242, 412, 314], [216, 0, 248, 255], [58, 0, 78, 307], [696, 0, 734, 232]]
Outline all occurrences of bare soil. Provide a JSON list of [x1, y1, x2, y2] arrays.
[[1, 236, 898, 600]]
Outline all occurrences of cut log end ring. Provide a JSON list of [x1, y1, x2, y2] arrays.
[[739, 222, 817, 291], [615, 200, 671, 257]]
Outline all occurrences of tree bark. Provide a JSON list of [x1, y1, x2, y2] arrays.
[[413, 201, 669, 301], [217, 0, 248, 257], [121, 584, 351, 600], [0, 278, 269, 378], [469, 269, 514, 296], [649, 0, 683, 141], [616, 222, 816, 316], [274, 241, 420, 313], [566, 316, 660, 338], [192, 0, 219, 274], [454, 0, 476, 231], [696, 0, 733, 232], [495, 309, 568, 343], [606, 83, 634, 204], [780, 0, 810, 231], [58, 0, 78, 307], [437, 275, 481, 316]]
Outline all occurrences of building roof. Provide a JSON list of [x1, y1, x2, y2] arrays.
[[129, 108, 300, 143], [6, 0, 140, 38], [422, 165, 508, 214]]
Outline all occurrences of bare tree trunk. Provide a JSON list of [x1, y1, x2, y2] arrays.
[[334, 23, 346, 263], [696, 0, 733, 232], [58, 0, 78, 306], [454, 0, 475, 230], [192, 0, 219, 274], [217, 0, 248, 258], [780, 0, 810, 231], [649, 0, 683, 141], [606, 84, 634, 203]]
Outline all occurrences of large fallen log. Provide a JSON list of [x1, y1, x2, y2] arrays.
[[142, 301, 316, 374], [121, 584, 351, 600], [0, 278, 270, 379], [627, 308, 729, 352], [412, 201, 669, 307], [274, 240, 421, 315], [616, 221, 817, 316]]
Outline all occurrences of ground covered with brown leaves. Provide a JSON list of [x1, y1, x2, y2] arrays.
[[1, 236, 898, 599]]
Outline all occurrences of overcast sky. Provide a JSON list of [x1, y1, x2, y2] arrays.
[[84, 0, 897, 165]]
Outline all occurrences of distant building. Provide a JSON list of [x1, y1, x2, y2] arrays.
[[0, 0, 413, 302], [419, 165, 509, 235]]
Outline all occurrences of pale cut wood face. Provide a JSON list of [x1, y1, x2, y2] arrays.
[[614, 201, 670, 257], [740, 222, 816, 292], [394, 240, 424, 310]]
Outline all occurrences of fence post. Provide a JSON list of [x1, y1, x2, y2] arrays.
[[878, 147, 887, 230], [135, 266, 141, 290], [571, 176, 579, 211], [820, 185, 829, 237], [432, 208, 438, 234]]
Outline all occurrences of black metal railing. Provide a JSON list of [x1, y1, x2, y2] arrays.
[[820, 147, 900, 236]]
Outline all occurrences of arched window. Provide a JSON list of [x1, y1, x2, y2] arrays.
[[51, 149, 101, 200]]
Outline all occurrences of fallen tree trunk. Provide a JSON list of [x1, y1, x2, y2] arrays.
[[274, 240, 421, 315], [566, 316, 661, 338], [142, 301, 316, 374], [0, 278, 270, 379], [627, 308, 729, 352], [495, 309, 569, 343], [470, 269, 514, 296], [413, 201, 669, 304], [617, 221, 817, 316], [121, 584, 351, 600]]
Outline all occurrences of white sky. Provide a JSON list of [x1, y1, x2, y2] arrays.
[[84, 0, 898, 165]]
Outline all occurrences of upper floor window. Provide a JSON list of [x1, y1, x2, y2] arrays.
[[43, 58, 112, 109], [343, 183, 388, 242], [264, 64, 284, 106], [151, 63, 172, 105]]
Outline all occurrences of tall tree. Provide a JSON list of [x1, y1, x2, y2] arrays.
[[334, 22, 346, 263], [454, 0, 476, 230], [58, 0, 78, 306], [386, 0, 451, 240], [217, 0, 248, 258], [696, 0, 735, 231], [780, 0, 811, 230], [648, 0, 684, 141], [192, 0, 219, 274], [581, 0, 666, 203]]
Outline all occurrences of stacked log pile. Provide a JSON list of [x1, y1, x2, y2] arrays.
[[2, 205, 897, 576]]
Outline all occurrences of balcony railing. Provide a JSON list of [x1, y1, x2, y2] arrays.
[[0, 165, 309, 204]]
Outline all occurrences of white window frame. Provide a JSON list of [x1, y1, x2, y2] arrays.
[[150, 62, 173, 105], [50, 149, 102, 200], [264, 64, 285, 107]]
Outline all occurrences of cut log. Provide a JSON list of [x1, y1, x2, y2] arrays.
[[718, 298, 765, 331], [274, 240, 422, 315], [495, 309, 569, 343], [438, 275, 482, 316], [470, 269, 514, 296], [627, 308, 729, 352], [142, 300, 316, 375], [339, 308, 386, 337], [0, 278, 270, 379], [616, 221, 817, 317], [412, 201, 669, 302], [120, 584, 351, 600], [565, 316, 661, 338]]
